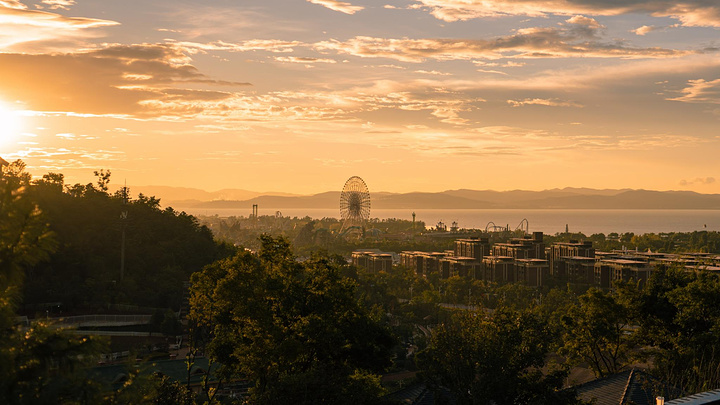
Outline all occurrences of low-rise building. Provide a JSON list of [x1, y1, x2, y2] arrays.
[[439, 256, 478, 278], [515, 258, 549, 288], [595, 259, 652, 289], [482, 256, 515, 283], [550, 240, 595, 276], [454, 237, 491, 261]]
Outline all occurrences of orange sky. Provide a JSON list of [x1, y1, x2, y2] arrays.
[[1, 0, 720, 194]]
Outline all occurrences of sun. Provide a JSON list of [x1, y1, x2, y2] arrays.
[[0, 101, 23, 151]]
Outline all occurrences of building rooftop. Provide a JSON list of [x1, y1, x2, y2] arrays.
[[685, 265, 720, 272], [601, 259, 649, 265], [555, 241, 593, 246], [483, 255, 514, 261], [573, 368, 681, 405], [443, 256, 477, 262], [667, 388, 720, 404], [560, 256, 596, 261], [515, 258, 549, 264]]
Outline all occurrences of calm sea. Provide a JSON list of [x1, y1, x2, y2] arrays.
[[176, 207, 720, 235]]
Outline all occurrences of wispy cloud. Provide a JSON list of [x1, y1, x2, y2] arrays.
[[415, 70, 452, 75], [40, 0, 75, 10], [315, 17, 695, 62], [632, 23, 680, 35], [9, 146, 125, 172], [507, 98, 583, 108], [680, 176, 716, 186], [669, 78, 720, 104], [0, 1, 26, 9], [307, 0, 364, 14], [412, 0, 720, 27], [0, 43, 247, 117], [173, 39, 302, 53], [0, 4, 118, 51], [274, 56, 337, 64]]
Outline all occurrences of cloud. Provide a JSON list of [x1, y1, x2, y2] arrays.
[[415, 70, 452, 75], [477, 69, 508, 75], [0, 44, 247, 117], [55, 133, 98, 140], [633, 25, 658, 35], [0, 4, 118, 51], [307, 0, 364, 14], [680, 177, 716, 186], [632, 23, 680, 35], [9, 146, 125, 172], [669, 78, 720, 104], [412, 0, 720, 27], [173, 39, 302, 53], [473, 61, 525, 67], [348, 125, 707, 157], [40, 0, 75, 10], [0, 1, 25, 8], [314, 19, 694, 62], [507, 98, 583, 107], [119, 78, 487, 126], [274, 56, 337, 64]]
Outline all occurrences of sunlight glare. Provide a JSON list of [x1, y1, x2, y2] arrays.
[[0, 101, 23, 152]]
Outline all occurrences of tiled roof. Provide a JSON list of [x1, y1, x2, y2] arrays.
[[384, 383, 454, 405], [574, 369, 682, 405], [666, 388, 720, 404]]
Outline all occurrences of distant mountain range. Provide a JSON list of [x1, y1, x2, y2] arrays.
[[116, 185, 720, 210]]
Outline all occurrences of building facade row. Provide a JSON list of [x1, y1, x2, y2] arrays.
[[356, 234, 720, 290]]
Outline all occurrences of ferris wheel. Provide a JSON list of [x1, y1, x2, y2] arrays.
[[340, 176, 370, 229]]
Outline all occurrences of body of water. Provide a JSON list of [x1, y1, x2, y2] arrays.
[[176, 207, 720, 235]]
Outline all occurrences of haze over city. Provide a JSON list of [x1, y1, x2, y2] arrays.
[[1, 0, 720, 194]]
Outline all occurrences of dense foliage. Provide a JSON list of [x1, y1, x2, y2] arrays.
[[419, 308, 585, 405], [22, 170, 233, 312], [189, 235, 396, 404], [10, 159, 720, 403], [197, 215, 449, 256], [0, 161, 108, 403], [547, 230, 720, 253]]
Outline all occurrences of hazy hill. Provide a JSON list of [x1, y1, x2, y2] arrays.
[[125, 185, 720, 210], [373, 192, 497, 209], [517, 190, 720, 209], [109, 185, 299, 206]]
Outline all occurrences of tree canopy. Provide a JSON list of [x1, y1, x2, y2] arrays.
[[189, 235, 396, 404], [23, 169, 233, 312], [418, 307, 585, 405]]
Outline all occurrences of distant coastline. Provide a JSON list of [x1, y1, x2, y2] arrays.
[[162, 188, 720, 211], [108, 185, 720, 211], [180, 207, 720, 235]]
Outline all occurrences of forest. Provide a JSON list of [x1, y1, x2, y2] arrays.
[[4, 159, 720, 404]]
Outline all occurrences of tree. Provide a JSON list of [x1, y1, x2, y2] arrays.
[[0, 160, 107, 404], [2, 321, 107, 404], [24, 167, 232, 311], [93, 169, 111, 193], [189, 235, 396, 405], [559, 288, 631, 378], [628, 266, 720, 393], [111, 371, 195, 405], [419, 307, 585, 405], [0, 160, 57, 290]]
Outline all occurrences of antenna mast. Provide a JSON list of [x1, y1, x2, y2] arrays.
[[120, 180, 128, 281]]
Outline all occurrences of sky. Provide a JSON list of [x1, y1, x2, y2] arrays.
[[1, 0, 720, 195]]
